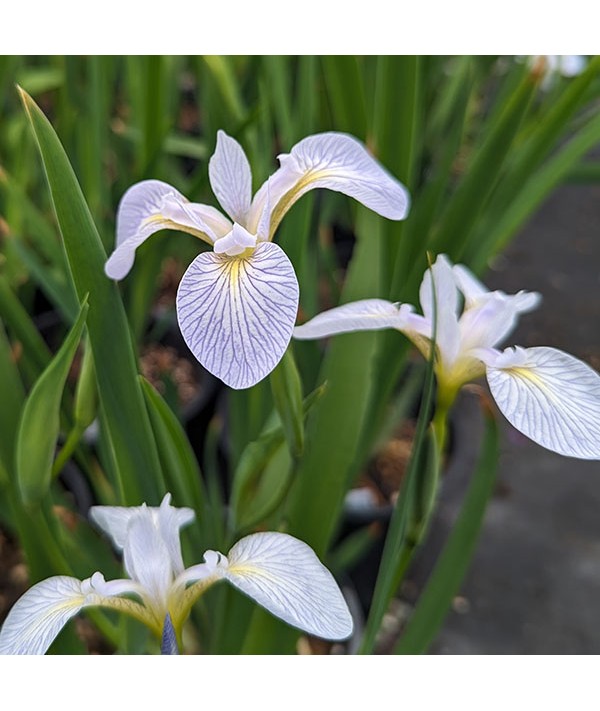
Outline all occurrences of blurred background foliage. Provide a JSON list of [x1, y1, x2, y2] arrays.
[[1, 55, 599, 654]]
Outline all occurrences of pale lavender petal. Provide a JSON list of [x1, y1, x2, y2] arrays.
[[176, 242, 299, 390], [224, 532, 353, 640], [209, 130, 252, 224], [0, 576, 87, 655], [486, 346, 600, 459], [293, 299, 410, 340], [248, 132, 410, 236], [106, 180, 231, 280]]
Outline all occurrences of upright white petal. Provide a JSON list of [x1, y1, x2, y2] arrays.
[[223, 532, 353, 640], [419, 255, 461, 367], [248, 132, 410, 236], [485, 346, 600, 459], [176, 242, 299, 389], [123, 512, 174, 610], [209, 131, 253, 224], [459, 293, 527, 352], [90, 493, 193, 554], [0, 576, 87, 655], [156, 495, 194, 577], [293, 299, 411, 340], [105, 180, 231, 280]]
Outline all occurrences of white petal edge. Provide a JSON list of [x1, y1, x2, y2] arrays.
[[224, 532, 354, 640], [248, 132, 410, 235], [123, 512, 174, 609], [486, 346, 600, 459], [208, 130, 252, 224], [106, 180, 231, 280], [176, 241, 299, 390], [0, 576, 86, 655], [90, 493, 193, 553], [293, 299, 409, 340], [419, 254, 461, 367]]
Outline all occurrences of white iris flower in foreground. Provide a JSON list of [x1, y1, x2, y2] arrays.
[[0, 494, 353, 654], [105, 131, 410, 389], [294, 254, 600, 460]]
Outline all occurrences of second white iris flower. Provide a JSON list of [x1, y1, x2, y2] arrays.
[[294, 254, 600, 460]]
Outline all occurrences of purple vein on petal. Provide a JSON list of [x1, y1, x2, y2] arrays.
[[176, 242, 299, 390]]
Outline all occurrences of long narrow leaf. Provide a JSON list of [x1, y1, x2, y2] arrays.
[[19, 88, 163, 505], [16, 298, 88, 505], [394, 409, 499, 654]]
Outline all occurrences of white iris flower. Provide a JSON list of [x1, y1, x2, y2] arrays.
[[105, 131, 410, 389], [522, 55, 587, 88], [294, 254, 600, 460], [0, 494, 353, 654]]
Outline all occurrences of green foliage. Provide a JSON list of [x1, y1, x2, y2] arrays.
[[0, 55, 598, 655]]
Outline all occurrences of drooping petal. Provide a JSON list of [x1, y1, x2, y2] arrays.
[[208, 130, 253, 224], [176, 242, 299, 390], [223, 532, 354, 640], [293, 299, 412, 340], [105, 180, 231, 280], [248, 132, 410, 237], [485, 346, 600, 459], [419, 255, 461, 367], [0, 576, 87, 655]]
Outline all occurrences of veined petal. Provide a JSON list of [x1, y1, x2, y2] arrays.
[[0, 576, 87, 655], [223, 532, 353, 640], [248, 132, 410, 237], [209, 131, 253, 224], [293, 299, 411, 340], [176, 242, 299, 390], [105, 180, 231, 280], [419, 255, 461, 367], [486, 346, 600, 459]]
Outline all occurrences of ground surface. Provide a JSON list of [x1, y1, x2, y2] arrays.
[[412, 182, 600, 654]]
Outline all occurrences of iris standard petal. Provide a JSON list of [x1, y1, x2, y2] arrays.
[[419, 255, 461, 367], [293, 299, 410, 340], [486, 346, 600, 459], [208, 130, 253, 224], [123, 512, 174, 609], [176, 242, 299, 390], [224, 532, 354, 640], [248, 132, 410, 237], [156, 494, 194, 577], [0, 576, 87, 655], [105, 180, 231, 280]]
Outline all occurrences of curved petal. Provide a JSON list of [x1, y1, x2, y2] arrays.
[[90, 493, 193, 555], [105, 180, 231, 280], [224, 532, 354, 640], [123, 512, 173, 610], [156, 494, 194, 577], [176, 242, 299, 390], [209, 131, 252, 224], [459, 293, 527, 352], [293, 299, 410, 340], [486, 346, 600, 459], [248, 132, 410, 237], [0, 576, 87, 655], [419, 255, 460, 367]]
